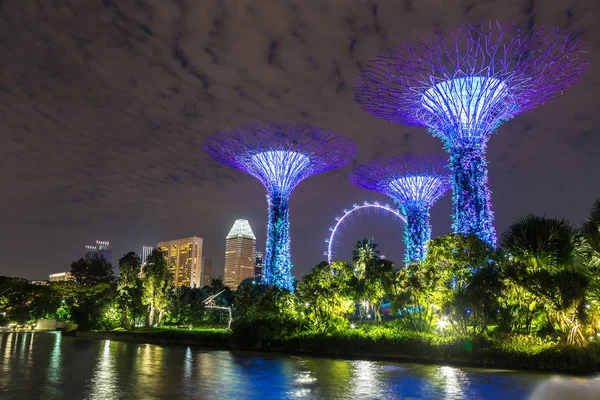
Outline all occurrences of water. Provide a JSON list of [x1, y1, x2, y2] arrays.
[[0, 331, 558, 399]]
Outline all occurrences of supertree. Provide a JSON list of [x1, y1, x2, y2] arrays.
[[354, 21, 589, 247], [203, 122, 356, 291], [349, 155, 451, 264]]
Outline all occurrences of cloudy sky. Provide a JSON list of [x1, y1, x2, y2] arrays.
[[1, 0, 599, 280]]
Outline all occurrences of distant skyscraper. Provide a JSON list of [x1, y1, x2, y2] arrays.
[[84, 240, 113, 264], [255, 251, 264, 279], [141, 245, 153, 265], [224, 219, 256, 290], [201, 257, 212, 287], [49, 272, 73, 282], [157, 237, 203, 288]]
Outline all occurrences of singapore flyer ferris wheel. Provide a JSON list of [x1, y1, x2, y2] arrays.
[[324, 200, 406, 264]]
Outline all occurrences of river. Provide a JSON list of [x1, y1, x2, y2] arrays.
[[0, 331, 569, 399]]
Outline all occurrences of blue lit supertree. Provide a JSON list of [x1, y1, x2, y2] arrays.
[[354, 21, 589, 247], [203, 122, 356, 291], [349, 155, 451, 264]]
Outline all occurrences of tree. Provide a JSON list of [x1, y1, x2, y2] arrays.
[[424, 233, 498, 334], [167, 287, 206, 327], [142, 249, 172, 326], [352, 238, 380, 276], [579, 199, 600, 304], [296, 261, 354, 332], [70, 254, 114, 285], [116, 252, 143, 329], [501, 215, 589, 344], [384, 262, 442, 332]]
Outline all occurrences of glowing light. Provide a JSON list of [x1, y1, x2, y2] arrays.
[[325, 201, 406, 264], [204, 122, 356, 291], [349, 155, 450, 263], [389, 175, 447, 206], [250, 150, 310, 193], [422, 77, 510, 137], [436, 318, 448, 330], [350, 323, 356, 329], [355, 22, 589, 247]]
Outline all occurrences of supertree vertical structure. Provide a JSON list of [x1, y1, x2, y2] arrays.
[[354, 21, 589, 246], [203, 122, 356, 291], [349, 155, 451, 264]]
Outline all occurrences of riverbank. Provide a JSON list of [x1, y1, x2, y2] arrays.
[[75, 328, 600, 374]]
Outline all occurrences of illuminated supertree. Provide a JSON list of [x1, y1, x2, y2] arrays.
[[354, 21, 589, 246], [203, 122, 356, 291], [349, 155, 451, 264]]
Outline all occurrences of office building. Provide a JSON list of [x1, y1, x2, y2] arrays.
[[157, 236, 203, 288], [255, 251, 264, 279], [84, 240, 113, 264], [224, 219, 256, 289], [201, 257, 212, 287], [141, 245, 153, 265], [49, 272, 73, 282]]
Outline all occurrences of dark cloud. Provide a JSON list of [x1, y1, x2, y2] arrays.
[[0, 0, 599, 279]]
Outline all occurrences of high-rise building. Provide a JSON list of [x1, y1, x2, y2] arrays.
[[157, 237, 203, 288], [224, 219, 256, 289], [255, 251, 264, 279], [141, 245, 153, 265], [49, 272, 73, 282], [84, 240, 113, 264], [201, 257, 212, 287]]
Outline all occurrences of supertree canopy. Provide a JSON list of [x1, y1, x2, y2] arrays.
[[354, 21, 589, 246], [349, 155, 451, 264], [203, 122, 356, 291]]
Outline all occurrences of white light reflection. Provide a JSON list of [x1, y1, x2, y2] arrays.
[[435, 365, 469, 399], [184, 347, 192, 379], [43, 331, 62, 398], [89, 340, 119, 400], [350, 360, 383, 398]]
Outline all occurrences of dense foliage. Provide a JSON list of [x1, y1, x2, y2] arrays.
[[3, 198, 600, 372]]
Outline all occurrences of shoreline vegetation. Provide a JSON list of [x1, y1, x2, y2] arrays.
[[5, 202, 600, 377], [73, 326, 600, 375]]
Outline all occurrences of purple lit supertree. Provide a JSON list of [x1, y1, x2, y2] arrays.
[[203, 122, 356, 291], [349, 155, 451, 264], [354, 21, 589, 247]]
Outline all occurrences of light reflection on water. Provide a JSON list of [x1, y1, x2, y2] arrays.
[[0, 331, 572, 399]]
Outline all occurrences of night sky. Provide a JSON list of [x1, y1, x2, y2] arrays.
[[1, 1, 599, 280]]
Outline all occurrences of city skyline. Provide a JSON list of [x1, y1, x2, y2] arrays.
[[1, 2, 599, 280]]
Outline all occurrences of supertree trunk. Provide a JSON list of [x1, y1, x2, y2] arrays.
[[402, 205, 432, 264], [449, 145, 496, 247], [264, 190, 294, 291]]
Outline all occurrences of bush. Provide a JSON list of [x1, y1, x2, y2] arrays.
[[231, 316, 303, 348]]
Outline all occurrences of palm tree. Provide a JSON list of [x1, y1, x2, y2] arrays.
[[500, 214, 576, 272], [352, 238, 380, 276], [501, 215, 588, 344], [580, 199, 600, 269]]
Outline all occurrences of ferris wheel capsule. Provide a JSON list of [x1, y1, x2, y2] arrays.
[[363, 201, 370, 205], [374, 200, 380, 205], [353, 203, 359, 208], [335, 216, 340, 221]]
